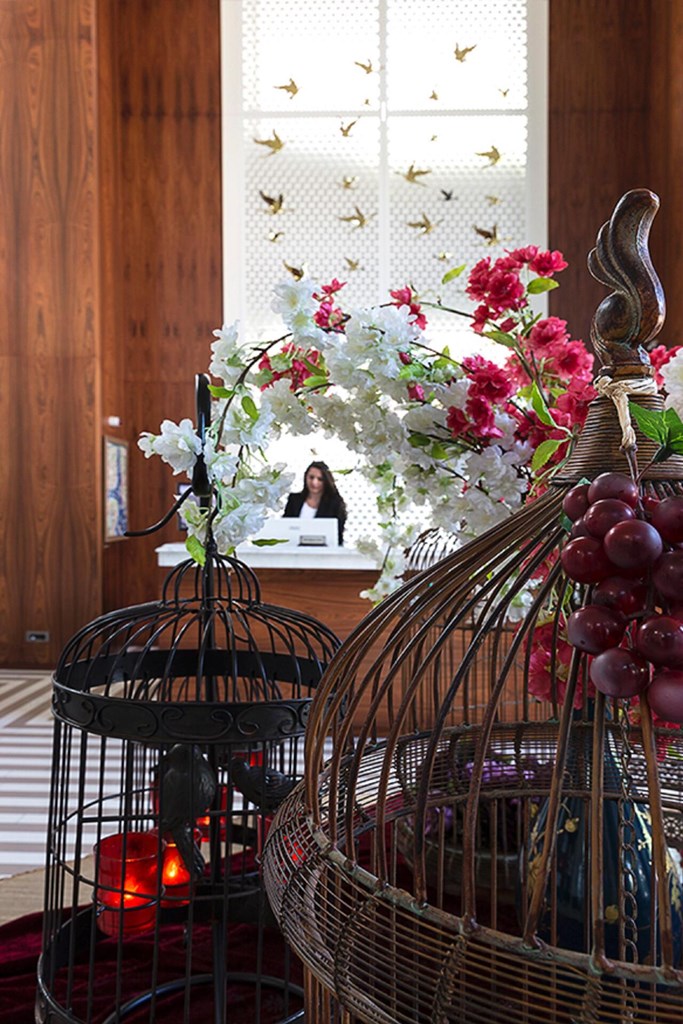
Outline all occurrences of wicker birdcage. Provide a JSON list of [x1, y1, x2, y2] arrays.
[[263, 190, 683, 1024], [35, 377, 340, 1024]]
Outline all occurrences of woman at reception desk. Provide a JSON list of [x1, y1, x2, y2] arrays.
[[282, 461, 347, 546]]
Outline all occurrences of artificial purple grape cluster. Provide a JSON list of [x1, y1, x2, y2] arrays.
[[561, 472, 683, 721]]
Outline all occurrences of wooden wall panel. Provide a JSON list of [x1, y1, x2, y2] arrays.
[[101, 0, 222, 611], [0, 0, 101, 667], [548, 0, 653, 345]]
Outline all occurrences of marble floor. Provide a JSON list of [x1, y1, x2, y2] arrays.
[[0, 669, 54, 879]]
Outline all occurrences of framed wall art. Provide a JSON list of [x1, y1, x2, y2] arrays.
[[103, 436, 129, 542]]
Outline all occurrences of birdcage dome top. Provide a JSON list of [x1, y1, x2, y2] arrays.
[[53, 550, 338, 746]]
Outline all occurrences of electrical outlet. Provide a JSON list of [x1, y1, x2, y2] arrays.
[[26, 630, 50, 643]]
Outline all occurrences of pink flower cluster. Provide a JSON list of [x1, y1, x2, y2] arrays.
[[390, 286, 427, 331], [466, 246, 567, 333], [259, 343, 322, 391], [527, 619, 591, 709], [313, 278, 346, 331], [447, 355, 516, 441]]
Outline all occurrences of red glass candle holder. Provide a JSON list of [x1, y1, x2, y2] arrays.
[[94, 831, 164, 936], [150, 827, 202, 905]]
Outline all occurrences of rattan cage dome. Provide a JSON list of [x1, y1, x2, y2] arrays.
[[263, 191, 683, 1024], [36, 379, 339, 1024]]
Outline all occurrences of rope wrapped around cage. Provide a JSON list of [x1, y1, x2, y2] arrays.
[[593, 373, 658, 450]]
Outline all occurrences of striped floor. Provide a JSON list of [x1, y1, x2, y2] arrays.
[[0, 669, 55, 878]]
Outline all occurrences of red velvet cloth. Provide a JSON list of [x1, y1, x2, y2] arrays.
[[0, 911, 302, 1023]]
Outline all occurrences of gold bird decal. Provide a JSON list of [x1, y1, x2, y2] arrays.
[[339, 205, 374, 229], [274, 78, 299, 98], [253, 130, 284, 155], [344, 257, 361, 271], [429, 90, 439, 101], [440, 189, 456, 201], [454, 43, 476, 62], [430, 134, 438, 142], [340, 119, 358, 137], [283, 260, 305, 280], [486, 194, 501, 205], [476, 145, 501, 166], [399, 162, 432, 185], [259, 190, 284, 214], [354, 58, 374, 74], [436, 251, 453, 262], [340, 175, 358, 190], [473, 223, 499, 245], [267, 231, 284, 242], [407, 212, 440, 235], [499, 87, 509, 98]]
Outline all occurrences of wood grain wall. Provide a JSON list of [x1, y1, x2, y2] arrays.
[[0, 0, 101, 667], [3, 1, 683, 666], [99, 0, 223, 611], [548, 0, 683, 346]]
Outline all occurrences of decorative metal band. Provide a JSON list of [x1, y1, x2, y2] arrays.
[[51, 683, 311, 744]]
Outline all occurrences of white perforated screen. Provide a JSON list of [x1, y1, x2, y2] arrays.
[[221, 0, 547, 545]]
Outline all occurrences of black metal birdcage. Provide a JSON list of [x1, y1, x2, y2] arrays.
[[35, 376, 340, 1024]]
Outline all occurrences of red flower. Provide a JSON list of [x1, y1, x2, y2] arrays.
[[650, 343, 683, 386], [485, 268, 527, 314], [528, 316, 569, 351], [407, 383, 425, 401], [390, 286, 427, 330], [466, 393, 504, 439], [462, 354, 515, 404], [545, 339, 593, 382], [446, 406, 469, 437], [313, 278, 346, 298], [471, 303, 493, 334], [466, 258, 493, 302], [529, 249, 568, 277], [314, 298, 345, 331], [508, 245, 539, 265]]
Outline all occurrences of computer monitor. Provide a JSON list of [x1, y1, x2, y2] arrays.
[[245, 517, 339, 548]]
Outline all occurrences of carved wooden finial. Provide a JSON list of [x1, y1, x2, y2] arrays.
[[587, 188, 665, 379]]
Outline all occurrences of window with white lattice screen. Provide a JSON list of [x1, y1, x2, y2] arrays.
[[220, 0, 548, 547]]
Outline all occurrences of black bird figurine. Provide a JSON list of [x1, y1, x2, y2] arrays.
[[230, 757, 297, 815], [158, 744, 217, 879]]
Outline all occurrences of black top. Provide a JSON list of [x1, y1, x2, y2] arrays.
[[283, 492, 346, 545]]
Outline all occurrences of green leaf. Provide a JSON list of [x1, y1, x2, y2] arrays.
[[208, 385, 233, 399], [430, 442, 449, 461], [303, 374, 329, 389], [408, 433, 431, 448], [531, 438, 563, 472], [664, 406, 683, 437], [251, 537, 290, 547], [441, 264, 466, 285], [530, 382, 556, 427], [185, 535, 206, 567], [241, 394, 259, 420], [527, 277, 560, 294], [666, 438, 683, 455], [484, 329, 518, 347], [628, 402, 668, 444]]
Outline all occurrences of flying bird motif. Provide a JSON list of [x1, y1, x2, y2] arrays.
[[429, 90, 439, 101], [339, 205, 374, 229], [486, 195, 501, 205], [430, 134, 438, 142], [499, 87, 510, 98], [340, 119, 358, 137], [436, 251, 453, 262], [473, 223, 500, 245], [399, 163, 432, 185], [274, 77, 299, 98], [340, 175, 358, 190], [407, 212, 441, 235], [283, 261, 305, 280], [440, 189, 456, 201], [354, 58, 374, 74], [253, 130, 284, 155], [344, 257, 361, 271], [454, 42, 476, 62], [267, 231, 284, 242], [476, 145, 501, 166], [259, 190, 284, 214]]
